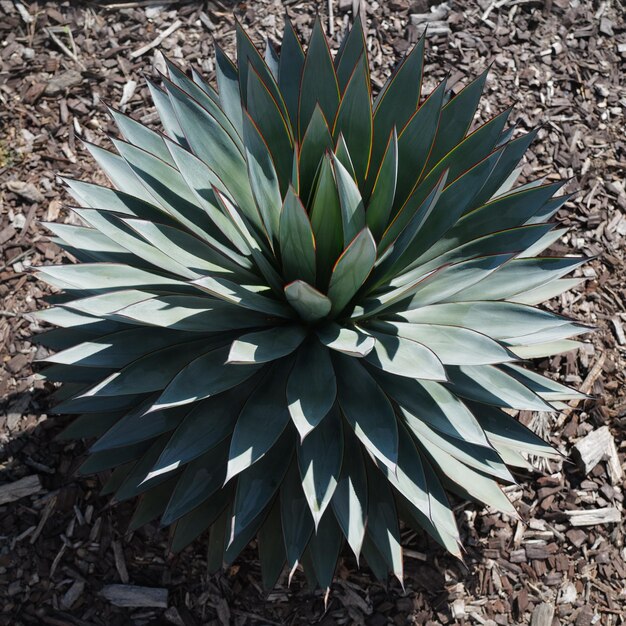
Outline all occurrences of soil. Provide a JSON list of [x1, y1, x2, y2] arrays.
[[0, 0, 625, 624]]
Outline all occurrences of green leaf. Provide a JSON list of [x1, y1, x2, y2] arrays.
[[129, 475, 179, 531], [227, 326, 306, 364], [365, 461, 403, 583], [278, 19, 305, 130], [78, 441, 151, 475], [363, 328, 446, 381], [247, 63, 294, 193], [214, 44, 244, 137], [298, 105, 333, 205], [332, 155, 366, 246], [366, 129, 398, 240], [424, 68, 489, 171], [161, 441, 228, 524], [445, 365, 553, 411], [316, 323, 375, 357], [279, 187, 316, 284], [57, 411, 123, 441], [334, 353, 398, 471], [333, 55, 372, 183], [502, 363, 586, 401], [333, 132, 357, 180], [151, 385, 253, 474], [242, 109, 282, 246], [394, 301, 572, 341], [331, 429, 367, 560], [308, 510, 342, 590], [281, 463, 314, 573], [80, 340, 218, 398], [287, 338, 336, 440], [151, 346, 264, 411], [258, 497, 286, 589], [335, 14, 367, 90], [393, 77, 447, 209], [370, 34, 424, 178], [229, 430, 293, 547], [510, 278, 583, 306], [284, 281, 332, 322], [298, 405, 342, 526], [370, 369, 489, 447], [309, 155, 343, 285], [371, 321, 515, 366], [193, 275, 292, 318], [327, 228, 376, 315], [298, 17, 340, 140], [146, 80, 188, 148], [225, 363, 292, 481]]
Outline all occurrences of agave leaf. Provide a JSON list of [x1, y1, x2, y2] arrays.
[[363, 328, 446, 381], [370, 368, 490, 447], [225, 363, 292, 481], [298, 17, 340, 140], [327, 228, 376, 315], [298, 405, 343, 527], [151, 385, 253, 474], [331, 429, 367, 560], [246, 63, 294, 193], [468, 402, 559, 458], [109, 106, 175, 167], [129, 475, 179, 531], [40, 363, 114, 384], [445, 364, 554, 412], [279, 187, 316, 284], [287, 338, 336, 440], [331, 155, 366, 246], [164, 57, 242, 151], [361, 534, 389, 581], [115, 295, 271, 332], [334, 132, 357, 181], [151, 345, 264, 411], [510, 278, 584, 306], [423, 68, 489, 171], [193, 275, 292, 318], [334, 353, 398, 471], [333, 54, 372, 183], [366, 129, 398, 239], [284, 281, 332, 322], [146, 80, 188, 148], [79, 339, 219, 398], [83, 142, 157, 206], [371, 320, 515, 366], [214, 44, 244, 137], [370, 34, 425, 177], [78, 440, 151, 475], [316, 323, 375, 357], [502, 363, 587, 401], [91, 398, 188, 451], [229, 430, 293, 547], [298, 105, 333, 204], [393, 77, 447, 210], [414, 432, 517, 515], [258, 497, 286, 589], [452, 256, 586, 302], [161, 441, 229, 524], [278, 19, 305, 130], [394, 301, 572, 340], [308, 510, 343, 591], [171, 486, 232, 553], [402, 411, 514, 483], [309, 154, 344, 285], [335, 14, 367, 90], [227, 326, 306, 364], [365, 460, 403, 584], [43, 222, 129, 259], [510, 339, 584, 358], [56, 411, 123, 440], [281, 462, 314, 572]]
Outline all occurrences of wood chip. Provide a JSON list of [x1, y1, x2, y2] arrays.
[[572, 426, 623, 485], [565, 507, 622, 527], [100, 584, 168, 608], [0, 475, 43, 505]]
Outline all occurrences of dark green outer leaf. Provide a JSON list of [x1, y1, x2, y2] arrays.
[[279, 187, 316, 284], [278, 19, 305, 131], [298, 105, 333, 206]]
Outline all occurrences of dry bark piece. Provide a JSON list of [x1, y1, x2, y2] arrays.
[[565, 507, 622, 527], [100, 584, 169, 608], [572, 425, 623, 485], [0, 475, 43, 505], [531, 603, 555, 626]]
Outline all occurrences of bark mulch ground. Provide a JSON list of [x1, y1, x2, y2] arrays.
[[1, 0, 625, 624]]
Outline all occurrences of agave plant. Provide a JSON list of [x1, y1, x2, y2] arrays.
[[35, 17, 589, 589]]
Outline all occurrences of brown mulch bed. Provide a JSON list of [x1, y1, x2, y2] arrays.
[[1, 0, 625, 624]]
